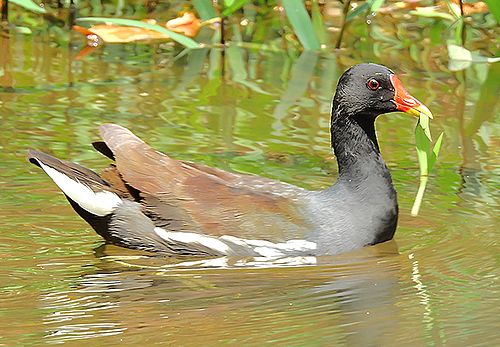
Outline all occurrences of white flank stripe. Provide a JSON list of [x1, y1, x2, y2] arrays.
[[253, 247, 284, 258], [153, 228, 230, 255], [221, 235, 317, 256], [38, 161, 122, 216]]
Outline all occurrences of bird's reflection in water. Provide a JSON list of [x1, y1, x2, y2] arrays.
[[40, 240, 410, 345]]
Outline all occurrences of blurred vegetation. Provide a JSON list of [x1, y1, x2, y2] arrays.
[[1, 0, 498, 56]]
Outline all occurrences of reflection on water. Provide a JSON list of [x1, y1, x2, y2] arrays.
[[0, 6, 499, 346], [39, 243, 404, 345]]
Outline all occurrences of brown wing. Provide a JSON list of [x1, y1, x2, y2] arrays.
[[98, 124, 311, 241]]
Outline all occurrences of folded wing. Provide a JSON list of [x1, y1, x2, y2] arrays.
[[98, 124, 310, 241]]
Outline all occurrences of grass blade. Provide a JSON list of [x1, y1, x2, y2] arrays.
[[222, 0, 249, 17], [193, 0, 217, 20], [371, 0, 385, 13], [311, 0, 326, 45], [10, 0, 46, 13], [76, 17, 200, 49], [282, 0, 321, 51], [346, 1, 371, 21]]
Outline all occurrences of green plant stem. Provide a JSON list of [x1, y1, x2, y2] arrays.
[[458, 0, 466, 46], [336, 0, 352, 49], [220, 16, 225, 46], [69, 0, 76, 28], [411, 175, 428, 216]]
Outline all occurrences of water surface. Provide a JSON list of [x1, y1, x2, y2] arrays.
[[0, 4, 499, 346]]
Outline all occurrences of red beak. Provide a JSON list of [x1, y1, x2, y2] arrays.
[[390, 74, 433, 119]]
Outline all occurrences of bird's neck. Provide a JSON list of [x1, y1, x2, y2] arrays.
[[327, 104, 398, 245], [330, 105, 389, 184]]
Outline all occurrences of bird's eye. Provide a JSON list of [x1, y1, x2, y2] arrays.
[[367, 79, 380, 91]]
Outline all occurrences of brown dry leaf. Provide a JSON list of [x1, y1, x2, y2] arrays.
[[72, 13, 201, 44], [85, 24, 170, 43], [166, 12, 201, 38], [379, 0, 422, 14], [451, 0, 489, 15]]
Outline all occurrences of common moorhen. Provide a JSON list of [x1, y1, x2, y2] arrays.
[[28, 63, 432, 257]]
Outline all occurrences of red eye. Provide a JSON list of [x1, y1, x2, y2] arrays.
[[367, 79, 380, 90]]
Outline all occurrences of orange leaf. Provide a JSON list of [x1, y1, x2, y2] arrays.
[[85, 24, 170, 43], [166, 12, 201, 38]]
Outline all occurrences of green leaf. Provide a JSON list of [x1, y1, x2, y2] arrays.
[[76, 17, 200, 49], [282, 0, 321, 51], [371, 0, 385, 13], [10, 0, 46, 13], [419, 113, 432, 142], [14, 26, 32, 34], [193, 0, 217, 21], [447, 43, 500, 71], [311, 0, 327, 45], [409, 7, 454, 21], [428, 132, 444, 173], [412, 120, 444, 216], [483, 0, 500, 22], [222, 0, 249, 17], [346, 1, 371, 21]]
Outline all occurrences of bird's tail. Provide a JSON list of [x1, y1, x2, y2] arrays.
[[27, 149, 122, 239]]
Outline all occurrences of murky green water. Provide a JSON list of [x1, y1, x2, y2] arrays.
[[0, 3, 499, 346]]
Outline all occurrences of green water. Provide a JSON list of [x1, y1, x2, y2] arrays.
[[0, 3, 499, 346]]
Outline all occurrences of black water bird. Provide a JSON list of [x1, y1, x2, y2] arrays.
[[28, 63, 432, 258]]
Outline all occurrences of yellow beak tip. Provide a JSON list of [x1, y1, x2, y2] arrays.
[[415, 104, 433, 120]]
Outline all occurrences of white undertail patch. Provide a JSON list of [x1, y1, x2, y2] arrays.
[[37, 161, 122, 216]]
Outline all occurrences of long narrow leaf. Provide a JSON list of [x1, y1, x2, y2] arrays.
[[222, 0, 249, 17], [10, 0, 46, 13], [371, 0, 385, 12], [409, 8, 455, 21], [346, 1, 372, 21], [311, 0, 327, 45], [419, 113, 432, 141], [428, 132, 444, 173], [193, 0, 217, 21], [76, 17, 200, 49], [282, 0, 321, 51], [412, 121, 444, 215]]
